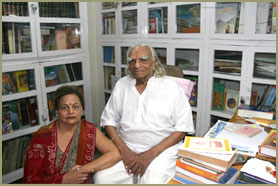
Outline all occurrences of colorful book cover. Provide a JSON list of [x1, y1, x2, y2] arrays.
[[149, 17, 158, 33], [16, 70, 29, 92], [224, 88, 239, 112], [149, 8, 163, 33], [183, 136, 232, 152], [44, 66, 58, 86], [212, 83, 225, 110]]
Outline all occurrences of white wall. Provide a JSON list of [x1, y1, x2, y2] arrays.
[[87, 2, 101, 127]]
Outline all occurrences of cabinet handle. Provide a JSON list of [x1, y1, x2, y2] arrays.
[[30, 3, 38, 11], [42, 108, 48, 121]]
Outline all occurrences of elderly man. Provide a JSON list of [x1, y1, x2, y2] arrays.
[[94, 44, 195, 184]]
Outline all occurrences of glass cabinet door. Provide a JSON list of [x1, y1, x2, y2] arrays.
[[38, 2, 79, 18], [175, 48, 199, 71], [176, 4, 200, 33], [148, 7, 168, 34], [122, 10, 137, 34], [215, 2, 244, 34], [2, 2, 29, 17], [40, 23, 80, 51], [256, 2, 276, 34]]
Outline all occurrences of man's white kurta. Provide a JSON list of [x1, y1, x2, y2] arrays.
[[101, 76, 195, 177]]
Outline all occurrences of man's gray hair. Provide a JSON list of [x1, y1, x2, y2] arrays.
[[125, 44, 166, 77]]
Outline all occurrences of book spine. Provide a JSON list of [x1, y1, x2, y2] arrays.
[[175, 167, 217, 184], [178, 149, 229, 168], [173, 175, 197, 184], [176, 159, 219, 181]]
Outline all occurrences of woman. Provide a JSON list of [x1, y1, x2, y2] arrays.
[[23, 85, 121, 183]]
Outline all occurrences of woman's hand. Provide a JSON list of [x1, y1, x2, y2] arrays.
[[62, 165, 89, 184]]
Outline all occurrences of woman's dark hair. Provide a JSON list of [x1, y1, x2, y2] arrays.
[[54, 85, 84, 110]]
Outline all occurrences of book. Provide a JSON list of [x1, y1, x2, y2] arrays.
[[176, 158, 225, 181], [8, 29, 14, 54], [26, 98, 38, 126], [55, 30, 67, 50], [149, 17, 158, 33], [103, 46, 114, 63], [149, 8, 163, 33], [2, 73, 15, 95], [15, 70, 29, 92], [57, 65, 70, 83], [237, 104, 274, 120], [258, 130, 276, 158], [234, 125, 262, 138], [239, 158, 276, 184], [174, 172, 203, 184], [178, 147, 237, 170], [182, 157, 223, 173], [224, 89, 239, 112], [173, 174, 198, 184], [27, 70, 36, 90], [66, 64, 75, 81], [176, 166, 239, 184], [212, 83, 225, 110], [182, 136, 232, 152], [44, 66, 58, 86]]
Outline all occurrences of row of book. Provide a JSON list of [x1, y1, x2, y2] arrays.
[[102, 2, 117, 10], [41, 26, 81, 51], [250, 85, 276, 114], [172, 137, 239, 184], [2, 97, 39, 135], [2, 2, 28, 17], [212, 82, 239, 112], [38, 2, 79, 18], [2, 22, 32, 55], [102, 15, 115, 35], [122, 10, 137, 34], [44, 63, 82, 87], [2, 70, 35, 95], [2, 135, 32, 174], [254, 54, 276, 79]]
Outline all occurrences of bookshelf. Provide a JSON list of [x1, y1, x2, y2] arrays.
[[2, 2, 92, 183], [96, 2, 276, 137]]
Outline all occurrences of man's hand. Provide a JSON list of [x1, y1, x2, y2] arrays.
[[131, 149, 157, 177], [118, 145, 138, 174], [62, 165, 90, 184]]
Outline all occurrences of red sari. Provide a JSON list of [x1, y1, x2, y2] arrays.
[[23, 119, 96, 183]]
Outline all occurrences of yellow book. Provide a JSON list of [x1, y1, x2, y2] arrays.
[[183, 136, 232, 152], [16, 70, 29, 92]]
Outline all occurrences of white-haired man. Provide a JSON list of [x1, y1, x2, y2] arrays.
[[94, 44, 195, 183]]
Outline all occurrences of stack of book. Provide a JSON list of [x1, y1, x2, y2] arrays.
[[174, 137, 239, 184]]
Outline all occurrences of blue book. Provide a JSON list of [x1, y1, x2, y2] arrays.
[[174, 175, 197, 184], [217, 167, 240, 184], [103, 46, 113, 63]]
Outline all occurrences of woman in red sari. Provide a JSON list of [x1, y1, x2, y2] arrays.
[[23, 85, 121, 184]]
